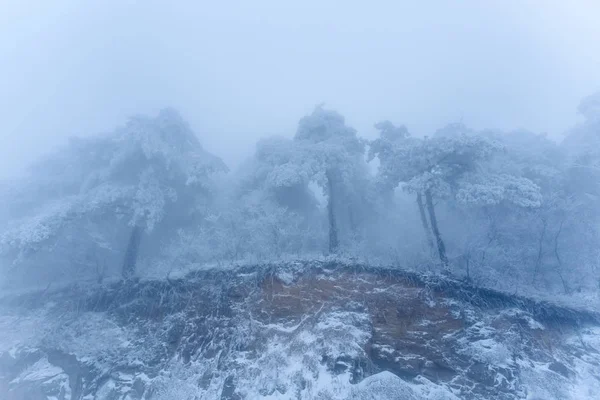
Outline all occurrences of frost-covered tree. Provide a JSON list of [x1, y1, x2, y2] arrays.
[[370, 122, 544, 272], [228, 106, 368, 255], [223, 106, 369, 257], [563, 91, 600, 200], [293, 106, 367, 253], [371, 126, 500, 268], [469, 130, 567, 285], [368, 121, 410, 197], [240, 136, 319, 216], [0, 109, 226, 284], [559, 92, 600, 290], [155, 133, 327, 269]]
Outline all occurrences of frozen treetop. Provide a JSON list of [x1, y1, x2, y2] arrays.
[[578, 91, 600, 122]]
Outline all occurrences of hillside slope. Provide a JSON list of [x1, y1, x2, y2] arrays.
[[1, 261, 599, 399]]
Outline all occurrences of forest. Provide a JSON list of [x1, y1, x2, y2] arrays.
[[1, 92, 599, 304]]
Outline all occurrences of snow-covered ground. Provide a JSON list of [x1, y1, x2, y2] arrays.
[[1, 261, 599, 399]]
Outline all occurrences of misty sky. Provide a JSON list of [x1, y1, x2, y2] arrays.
[[1, 0, 599, 179]]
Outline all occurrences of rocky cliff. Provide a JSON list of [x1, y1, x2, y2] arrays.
[[1, 261, 599, 399]]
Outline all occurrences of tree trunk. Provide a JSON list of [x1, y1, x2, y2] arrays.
[[553, 218, 569, 294], [326, 170, 339, 254], [531, 217, 547, 284], [417, 192, 435, 254], [425, 189, 448, 268], [348, 204, 357, 236], [122, 224, 143, 279]]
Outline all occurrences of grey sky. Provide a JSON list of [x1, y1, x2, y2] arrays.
[[1, 0, 599, 178]]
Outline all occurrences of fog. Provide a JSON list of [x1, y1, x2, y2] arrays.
[[4, 4, 600, 398], [1, 0, 599, 179]]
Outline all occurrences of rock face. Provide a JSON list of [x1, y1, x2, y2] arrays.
[[0, 261, 599, 399]]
